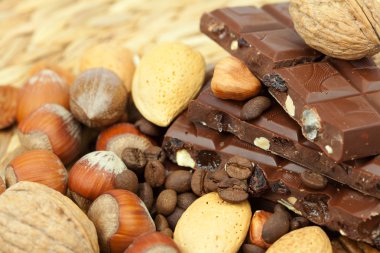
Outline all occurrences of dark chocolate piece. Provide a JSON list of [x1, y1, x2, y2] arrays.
[[162, 114, 380, 247], [188, 85, 380, 199], [200, 3, 380, 162]]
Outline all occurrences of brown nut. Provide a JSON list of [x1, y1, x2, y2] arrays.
[[125, 231, 180, 253], [87, 189, 156, 253], [154, 214, 169, 231], [17, 69, 69, 122], [290, 0, 380, 60], [17, 104, 82, 164], [177, 192, 197, 210], [6, 150, 68, 194], [70, 68, 128, 128], [0, 85, 19, 129], [241, 96, 272, 121], [0, 177, 5, 194], [211, 56, 261, 101], [137, 182, 154, 211], [262, 205, 290, 244], [0, 182, 99, 252], [156, 189, 177, 216], [249, 210, 273, 249]]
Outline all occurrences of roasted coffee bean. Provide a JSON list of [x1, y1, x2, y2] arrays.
[[167, 207, 185, 230], [121, 148, 146, 173], [241, 244, 265, 253], [114, 169, 138, 193], [331, 239, 347, 253], [137, 182, 154, 210], [154, 214, 169, 231], [203, 171, 219, 193], [339, 236, 366, 253], [144, 146, 166, 163], [217, 177, 249, 203], [225, 155, 253, 180], [262, 204, 290, 244], [191, 169, 206, 196], [241, 96, 272, 121], [156, 189, 177, 216], [135, 118, 163, 137], [161, 227, 174, 238], [165, 170, 192, 193], [144, 160, 166, 188], [177, 192, 197, 210], [300, 170, 328, 190], [290, 216, 309, 231]]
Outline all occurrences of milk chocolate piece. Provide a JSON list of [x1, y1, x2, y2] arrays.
[[188, 85, 380, 199], [200, 3, 380, 162], [162, 114, 380, 247]]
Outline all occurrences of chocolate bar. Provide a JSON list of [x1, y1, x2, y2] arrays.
[[200, 3, 380, 162], [188, 85, 380, 199], [162, 114, 380, 247]]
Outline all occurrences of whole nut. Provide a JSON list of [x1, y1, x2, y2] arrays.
[[173, 192, 251, 253], [0, 182, 99, 252], [0, 85, 19, 129], [266, 226, 332, 253], [87, 189, 156, 253], [135, 118, 164, 137], [17, 69, 69, 122], [211, 56, 261, 101], [80, 43, 135, 92], [165, 170, 192, 193], [70, 68, 128, 128], [132, 42, 205, 127], [290, 0, 380, 60], [6, 150, 68, 194], [154, 214, 169, 231], [156, 189, 177, 216], [177, 192, 197, 210], [125, 231, 180, 253], [249, 210, 273, 248], [0, 177, 5, 194], [17, 104, 82, 164], [262, 205, 290, 244], [167, 207, 185, 230]]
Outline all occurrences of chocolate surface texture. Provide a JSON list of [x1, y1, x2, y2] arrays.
[[188, 85, 380, 199], [163, 114, 380, 247], [200, 3, 380, 162]]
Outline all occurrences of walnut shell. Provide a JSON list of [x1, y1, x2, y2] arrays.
[[290, 0, 380, 60], [0, 181, 99, 253]]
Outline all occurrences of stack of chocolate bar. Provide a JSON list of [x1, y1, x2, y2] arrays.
[[163, 2, 380, 248]]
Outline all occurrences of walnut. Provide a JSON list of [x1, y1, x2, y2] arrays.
[[0, 182, 99, 252], [290, 0, 380, 60]]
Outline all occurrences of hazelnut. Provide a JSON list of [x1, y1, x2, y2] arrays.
[[87, 189, 156, 253], [17, 69, 70, 122], [96, 123, 152, 157], [290, 0, 380, 60], [17, 104, 82, 164], [70, 68, 128, 128], [68, 151, 138, 210], [211, 56, 261, 101], [0, 181, 99, 252], [249, 210, 273, 248], [80, 43, 135, 92], [0, 177, 5, 194], [28, 62, 75, 85], [125, 231, 180, 253], [0, 85, 19, 129], [5, 150, 68, 194], [132, 42, 205, 127]]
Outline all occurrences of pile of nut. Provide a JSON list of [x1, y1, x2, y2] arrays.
[[0, 37, 377, 253]]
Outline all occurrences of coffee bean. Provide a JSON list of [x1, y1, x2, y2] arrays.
[[177, 192, 197, 210], [338, 236, 365, 253], [290, 216, 309, 231], [300, 170, 328, 190], [203, 171, 219, 193], [144, 146, 166, 163], [137, 182, 154, 210], [217, 177, 249, 203], [144, 160, 166, 188], [262, 204, 290, 244], [135, 118, 163, 137], [331, 239, 347, 253], [241, 244, 265, 253], [167, 207, 185, 230], [241, 96, 272, 121], [161, 227, 173, 238], [114, 169, 138, 193], [156, 189, 177, 216], [165, 170, 192, 193], [121, 148, 146, 173], [191, 169, 206, 196], [225, 156, 253, 180], [154, 214, 169, 231]]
